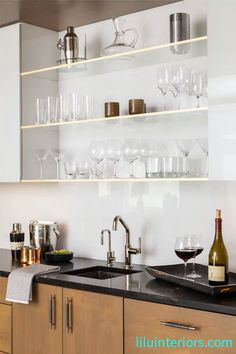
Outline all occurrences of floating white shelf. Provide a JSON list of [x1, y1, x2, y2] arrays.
[[21, 178, 208, 183], [21, 36, 207, 77], [21, 107, 208, 130]]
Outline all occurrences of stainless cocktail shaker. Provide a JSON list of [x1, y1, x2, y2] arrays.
[[170, 13, 190, 54], [57, 26, 79, 64]]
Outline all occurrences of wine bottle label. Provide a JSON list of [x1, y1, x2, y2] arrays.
[[208, 265, 225, 282], [10, 242, 24, 250]]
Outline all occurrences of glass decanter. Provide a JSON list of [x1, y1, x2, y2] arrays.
[[103, 17, 138, 55]]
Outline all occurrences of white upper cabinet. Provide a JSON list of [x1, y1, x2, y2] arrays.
[[208, 0, 236, 180], [0, 24, 20, 182]]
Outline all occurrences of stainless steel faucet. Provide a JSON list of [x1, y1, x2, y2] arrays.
[[112, 215, 141, 269], [100, 229, 116, 267]]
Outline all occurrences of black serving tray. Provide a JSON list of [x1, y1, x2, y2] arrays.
[[45, 252, 73, 263], [146, 264, 236, 297]]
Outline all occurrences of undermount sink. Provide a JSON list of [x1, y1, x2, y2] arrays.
[[63, 266, 141, 280]]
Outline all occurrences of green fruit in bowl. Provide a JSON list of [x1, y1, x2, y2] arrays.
[[51, 249, 72, 255]]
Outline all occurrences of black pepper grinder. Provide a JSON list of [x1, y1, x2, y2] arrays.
[[10, 223, 25, 261]]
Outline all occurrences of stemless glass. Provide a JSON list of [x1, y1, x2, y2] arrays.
[[140, 140, 161, 178], [71, 92, 83, 120], [122, 139, 140, 178], [175, 236, 197, 278], [50, 149, 64, 179], [76, 161, 91, 179], [89, 140, 106, 178], [59, 94, 71, 122], [32, 149, 49, 179], [107, 140, 122, 178], [156, 67, 170, 111], [83, 95, 95, 119], [196, 138, 208, 177], [64, 159, 77, 179], [36, 98, 47, 125], [48, 96, 60, 123], [185, 235, 204, 279]]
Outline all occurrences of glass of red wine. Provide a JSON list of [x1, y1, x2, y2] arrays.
[[184, 234, 204, 279], [175, 236, 197, 278]]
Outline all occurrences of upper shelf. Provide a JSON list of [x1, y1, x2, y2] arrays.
[[21, 36, 208, 78]]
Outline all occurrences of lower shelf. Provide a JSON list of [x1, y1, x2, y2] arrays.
[[21, 178, 208, 183]]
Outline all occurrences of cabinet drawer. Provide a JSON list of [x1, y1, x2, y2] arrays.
[[125, 299, 236, 353], [0, 277, 10, 305], [0, 304, 11, 354]]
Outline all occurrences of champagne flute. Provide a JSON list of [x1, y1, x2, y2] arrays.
[[170, 65, 185, 110], [192, 73, 207, 108], [50, 149, 64, 179], [175, 236, 197, 278], [185, 235, 204, 279]]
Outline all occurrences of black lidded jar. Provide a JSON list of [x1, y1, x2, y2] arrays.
[[10, 223, 25, 261]]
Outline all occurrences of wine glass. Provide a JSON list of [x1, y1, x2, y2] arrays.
[[50, 149, 64, 179], [32, 149, 49, 179], [192, 73, 207, 108], [107, 140, 122, 178], [170, 65, 185, 110], [185, 235, 204, 279], [122, 139, 140, 178], [196, 138, 208, 177], [175, 236, 197, 278], [175, 139, 195, 177], [89, 140, 106, 178], [156, 67, 170, 111]]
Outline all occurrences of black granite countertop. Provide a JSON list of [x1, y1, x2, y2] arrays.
[[1, 249, 236, 316]]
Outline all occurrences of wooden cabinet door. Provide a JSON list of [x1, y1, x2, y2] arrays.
[[13, 284, 62, 354], [63, 289, 123, 354], [125, 299, 236, 354], [0, 277, 11, 305], [0, 303, 11, 353]]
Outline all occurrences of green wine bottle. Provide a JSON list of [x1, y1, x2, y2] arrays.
[[208, 209, 229, 285]]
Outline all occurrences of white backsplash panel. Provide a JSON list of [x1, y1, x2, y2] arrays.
[[1, 181, 236, 272]]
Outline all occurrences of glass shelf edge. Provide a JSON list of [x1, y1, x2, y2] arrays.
[[21, 36, 208, 77], [21, 107, 208, 130], [21, 178, 209, 183]]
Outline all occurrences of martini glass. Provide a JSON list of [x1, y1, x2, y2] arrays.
[[32, 149, 49, 179], [196, 138, 208, 177], [176, 139, 195, 177]]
